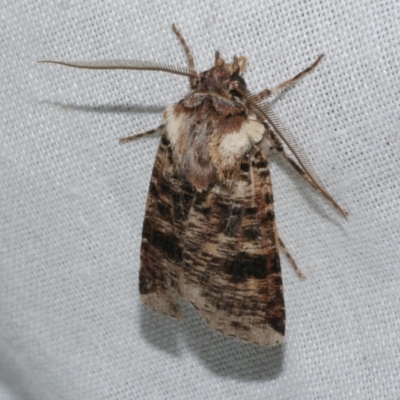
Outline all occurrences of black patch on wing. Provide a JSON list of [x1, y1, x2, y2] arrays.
[[181, 147, 285, 344], [139, 131, 195, 318]]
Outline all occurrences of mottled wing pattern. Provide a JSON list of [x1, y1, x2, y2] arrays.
[[181, 146, 285, 346], [139, 132, 195, 318]]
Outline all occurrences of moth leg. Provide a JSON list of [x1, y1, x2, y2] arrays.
[[254, 55, 324, 102], [119, 124, 165, 143], [278, 237, 305, 279], [268, 130, 348, 218], [171, 24, 197, 89]]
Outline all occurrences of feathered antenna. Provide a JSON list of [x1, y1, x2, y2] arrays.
[[235, 85, 347, 218], [38, 59, 197, 79], [39, 25, 198, 80]]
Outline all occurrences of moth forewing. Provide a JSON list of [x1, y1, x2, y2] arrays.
[[40, 24, 346, 346]]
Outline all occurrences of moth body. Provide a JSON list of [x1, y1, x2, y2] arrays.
[[40, 24, 346, 346], [141, 55, 285, 346]]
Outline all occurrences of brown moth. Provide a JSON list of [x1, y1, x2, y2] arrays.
[[40, 25, 347, 346]]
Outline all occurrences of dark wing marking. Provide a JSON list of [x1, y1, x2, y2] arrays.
[[139, 131, 195, 318], [181, 147, 285, 346]]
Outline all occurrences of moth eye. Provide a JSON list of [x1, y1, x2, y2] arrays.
[[198, 71, 208, 83], [232, 75, 247, 87]]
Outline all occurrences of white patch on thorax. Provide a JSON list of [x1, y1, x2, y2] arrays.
[[218, 119, 264, 161]]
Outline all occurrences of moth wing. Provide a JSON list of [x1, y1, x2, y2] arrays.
[[182, 147, 285, 346], [139, 131, 195, 318]]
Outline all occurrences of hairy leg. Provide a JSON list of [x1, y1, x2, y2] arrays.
[[254, 55, 324, 102], [279, 237, 305, 279], [119, 124, 164, 143], [172, 24, 197, 88]]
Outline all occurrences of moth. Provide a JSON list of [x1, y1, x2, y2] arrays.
[[40, 25, 346, 346]]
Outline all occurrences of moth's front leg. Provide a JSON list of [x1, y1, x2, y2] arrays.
[[171, 24, 197, 89], [119, 124, 165, 143], [253, 54, 324, 102]]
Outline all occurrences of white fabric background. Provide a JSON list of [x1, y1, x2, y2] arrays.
[[1, 1, 399, 399]]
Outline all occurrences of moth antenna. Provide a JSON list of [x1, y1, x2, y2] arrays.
[[236, 86, 347, 218], [171, 24, 197, 89], [38, 59, 197, 79]]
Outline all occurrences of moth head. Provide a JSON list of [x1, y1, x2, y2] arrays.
[[196, 51, 248, 97]]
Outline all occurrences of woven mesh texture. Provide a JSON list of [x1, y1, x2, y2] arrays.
[[1, 1, 399, 399]]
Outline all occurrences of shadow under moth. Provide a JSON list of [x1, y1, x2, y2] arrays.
[[40, 25, 347, 346]]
